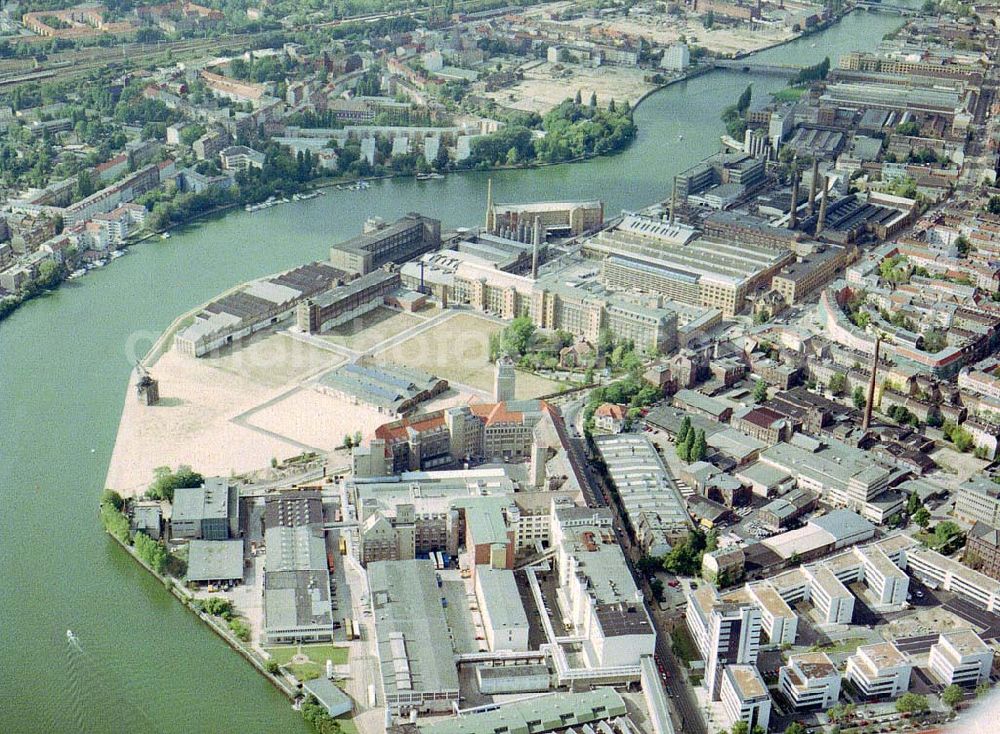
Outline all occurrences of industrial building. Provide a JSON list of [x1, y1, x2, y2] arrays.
[[486, 197, 604, 238], [928, 629, 993, 687], [474, 664, 550, 695], [295, 269, 401, 333], [171, 478, 238, 540], [587, 215, 794, 317], [593, 433, 692, 556], [315, 361, 447, 416], [402, 688, 629, 734], [329, 213, 441, 275], [474, 566, 530, 652], [451, 260, 679, 354], [175, 262, 346, 356], [845, 642, 912, 700], [185, 539, 244, 585], [779, 652, 841, 710], [964, 521, 1000, 582], [368, 559, 461, 714], [262, 491, 334, 645], [551, 506, 656, 672]]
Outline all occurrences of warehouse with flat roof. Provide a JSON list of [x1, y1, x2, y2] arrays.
[[368, 559, 460, 714]]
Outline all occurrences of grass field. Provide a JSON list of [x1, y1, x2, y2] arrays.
[[266, 643, 349, 682], [319, 307, 425, 353], [373, 312, 560, 398], [204, 331, 338, 388], [671, 625, 701, 664]]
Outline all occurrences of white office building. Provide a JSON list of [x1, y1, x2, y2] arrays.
[[779, 652, 841, 709], [721, 664, 771, 732], [686, 587, 762, 699], [804, 564, 854, 624], [928, 629, 993, 687], [747, 582, 798, 646], [846, 642, 912, 700]]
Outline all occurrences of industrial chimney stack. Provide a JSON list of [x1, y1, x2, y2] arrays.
[[863, 337, 881, 431]]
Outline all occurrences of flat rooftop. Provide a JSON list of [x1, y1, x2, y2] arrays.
[[727, 664, 769, 701]]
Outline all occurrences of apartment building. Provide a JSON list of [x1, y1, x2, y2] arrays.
[[928, 629, 993, 687], [721, 665, 771, 733], [686, 586, 762, 699], [779, 652, 841, 709], [954, 477, 1000, 527], [845, 642, 912, 700], [965, 521, 1000, 582]]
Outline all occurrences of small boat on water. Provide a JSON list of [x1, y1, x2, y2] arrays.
[[416, 172, 445, 181], [161, 232, 171, 239]]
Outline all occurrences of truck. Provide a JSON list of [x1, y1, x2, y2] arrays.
[[352, 619, 361, 640], [327, 551, 336, 573], [339, 536, 347, 555], [344, 618, 354, 640], [367, 684, 376, 708]]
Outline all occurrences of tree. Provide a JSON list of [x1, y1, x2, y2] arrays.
[[147, 465, 203, 502], [229, 617, 251, 642], [988, 195, 1000, 216], [353, 431, 362, 447], [942, 684, 964, 709], [934, 521, 962, 546], [589, 91, 597, 108], [907, 492, 922, 516], [829, 372, 846, 395], [730, 722, 748, 734], [266, 660, 281, 674], [133, 531, 168, 573], [101, 488, 124, 512], [913, 507, 931, 527], [501, 316, 536, 356], [852, 385, 867, 410], [895, 693, 929, 714], [677, 416, 692, 445], [676, 432, 691, 462], [574, 89, 582, 105], [342, 434, 353, 449], [691, 429, 707, 463], [753, 380, 768, 404], [650, 578, 665, 601]]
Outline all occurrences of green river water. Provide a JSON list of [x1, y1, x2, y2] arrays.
[[0, 10, 907, 732]]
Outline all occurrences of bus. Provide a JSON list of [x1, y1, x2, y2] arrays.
[[339, 536, 347, 555], [352, 619, 361, 640], [344, 618, 354, 640], [367, 684, 376, 708]]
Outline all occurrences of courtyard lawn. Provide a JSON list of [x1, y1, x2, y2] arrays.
[[266, 643, 349, 682], [373, 312, 560, 398]]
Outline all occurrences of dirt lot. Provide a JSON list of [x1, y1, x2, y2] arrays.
[[596, 15, 794, 57], [318, 306, 427, 353], [105, 333, 341, 496], [884, 606, 976, 638], [371, 312, 560, 398], [486, 62, 655, 114]]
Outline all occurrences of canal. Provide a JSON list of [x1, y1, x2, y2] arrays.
[[0, 9, 907, 732]]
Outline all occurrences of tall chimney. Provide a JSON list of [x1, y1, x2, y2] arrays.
[[788, 162, 799, 230], [485, 178, 493, 232], [863, 336, 880, 431], [669, 175, 678, 225], [817, 175, 829, 235], [531, 218, 541, 279], [808, 158, 819, 215]]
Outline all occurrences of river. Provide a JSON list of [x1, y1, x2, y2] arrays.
[[0, 10, 913, 733]]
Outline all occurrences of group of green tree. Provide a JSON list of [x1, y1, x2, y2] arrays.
[[885, 403, 921, 429], [146, 465, 204, 502], [99, 488, 180, 576], [463, 97, 636, 169], [640, 527, 717, 578], [488, 316, 537, 360], [675, 416, 707, 463], [721, 84, 752, 140], [941, 420, 975, 452], [790, 56, 830, 86], [583, 376, 662, 432], [0, 258, 69, 324], [341, 431, 364, 449], [301, 694, 343, 734]]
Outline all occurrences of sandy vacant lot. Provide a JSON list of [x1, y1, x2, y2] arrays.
[[203, 329, 340, 387], [487, 62, 655, 114], [373, 312, 560, 398], [598, 16, 794, 57], [318, 306, 426, 353]]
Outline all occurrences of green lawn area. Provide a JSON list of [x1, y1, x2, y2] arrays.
[[771, 86, 807, 103], [336, 717, 358, 734], [671, 625, 701, 664], [266, 644, 349, 682]]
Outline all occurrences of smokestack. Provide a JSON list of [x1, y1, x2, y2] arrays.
[[817, 175, 829, 235], [531, 218, 541, 279], [670, 175, 678, 225], [808, 158, 819, 215], [485, 178, 493, 232], [863, 336, 880, 431], [788, 162, 799, 230]]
